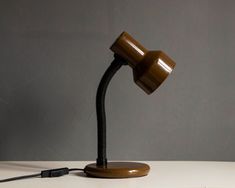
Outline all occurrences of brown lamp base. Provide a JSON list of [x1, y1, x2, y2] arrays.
[[84, 162, 150, 178]]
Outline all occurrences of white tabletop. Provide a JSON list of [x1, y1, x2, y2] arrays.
[[0, 161, 235, 188]]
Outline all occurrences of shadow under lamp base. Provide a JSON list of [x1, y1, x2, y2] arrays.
[[84, 162, 150, 178]]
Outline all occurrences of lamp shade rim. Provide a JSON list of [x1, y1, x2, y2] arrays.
[[133, 51, 176, 94]]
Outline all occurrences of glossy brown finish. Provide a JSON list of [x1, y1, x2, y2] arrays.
[[110, 31, 176, 94], [84, 162, 150, 178], [110, 32, 147, 68]]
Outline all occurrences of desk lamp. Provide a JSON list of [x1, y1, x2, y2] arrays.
[[84, 32, 176, 178]]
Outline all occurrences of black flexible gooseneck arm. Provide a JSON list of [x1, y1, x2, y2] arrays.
[[96, 54, 128, 166]]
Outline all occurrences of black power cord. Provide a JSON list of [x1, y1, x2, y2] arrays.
[[0, 167, 84, 183]]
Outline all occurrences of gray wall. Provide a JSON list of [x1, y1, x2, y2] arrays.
[[0, 0, 234, 161]]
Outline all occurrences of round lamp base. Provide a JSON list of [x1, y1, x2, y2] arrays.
[[84, 162, 150, 178]]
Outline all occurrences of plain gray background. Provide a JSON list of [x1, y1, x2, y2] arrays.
[[0, 0, 234, 161]]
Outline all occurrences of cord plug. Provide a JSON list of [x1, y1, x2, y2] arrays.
[[41, 168, 69, 178], [0, 167, 84, 183]]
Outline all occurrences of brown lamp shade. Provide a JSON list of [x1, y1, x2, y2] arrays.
[[110, 32, 176, 94]]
